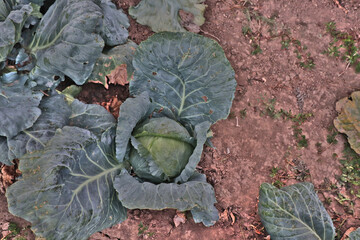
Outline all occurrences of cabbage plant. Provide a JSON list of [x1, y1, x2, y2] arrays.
[[5, 31, 237, 239], [0, 0, 135, 165]]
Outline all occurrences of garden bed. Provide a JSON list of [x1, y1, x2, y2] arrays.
[[1, 0, 360, 239]]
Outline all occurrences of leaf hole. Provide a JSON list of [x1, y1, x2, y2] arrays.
[[83, 61, 89, 65], [53, 76, 60, 81]]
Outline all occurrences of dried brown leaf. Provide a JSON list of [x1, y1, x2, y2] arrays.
[[173, 212, 186, 227], [108, 64, 128, 86]]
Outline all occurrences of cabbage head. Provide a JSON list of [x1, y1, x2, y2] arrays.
[[130, 117, 195, 183]]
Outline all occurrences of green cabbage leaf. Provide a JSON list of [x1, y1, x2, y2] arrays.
[[259, 182, 335, 240], [116, 91, 153, 163], [114, 170, 218, 227], [130, 32, 236, 127], [0, 1, 32, 61], [6, 126, 127, 240], [0, 75, 43, 139], [27, 0, 105, 85], [129, 0, 206, 32], [7, 93, 71, 161], [69, 99, 116, 138], [0, 136, 11, 165], [99, 0, 129, 46], [350, 228, 360, 240]]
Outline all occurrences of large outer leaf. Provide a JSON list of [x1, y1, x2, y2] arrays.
[[334, 91, 360, 154], [114, 170, 218, 226], [69, 99, 116, 138], [28, 0, 105, 85], [6, 126, 127, 240], [87, 41, 137, 89], [350, 228, 360, 240], [0, 76, 43, 138], [0, 136, 11, 165], [129, 0, 206, 32], [7, 94, 71, 160], [116, 91, 153, 162], [99, 0, 129, 46], [130, 32, 237, 127], [0, 2, 32, 61], [259, 182, 335, 240]]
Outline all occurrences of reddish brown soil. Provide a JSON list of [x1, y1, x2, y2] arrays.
[[1, 0, 360, 239]]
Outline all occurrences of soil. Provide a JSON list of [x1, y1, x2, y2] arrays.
[[1, 0, 360, 239]]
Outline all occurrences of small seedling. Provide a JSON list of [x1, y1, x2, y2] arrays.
[[260, 98, 312, 148], [261, 98, 280, 118], [3, 222, 22, 240], [327, 131, 338, 145], [270, 167, 280, 178], [297, 135, 308, 148], [251, 44, 262, 55], [315, 142, 323, 154], [138, 222, 155, 237], [272, 180, 283, 188], [324, 21, 360, 73], [242, 26, 252, 36], [14, 237, 27, 240], [240, 108, 247, 119], [299, 58, 315, 69], [281, 38, 291, 50], [292, 124, 308, 148], [138, 222, 149, 236], [339, 143, 360, 190], [228, 111, 236, 119]]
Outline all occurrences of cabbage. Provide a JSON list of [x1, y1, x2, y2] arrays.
[[130, 117, 194, 182]]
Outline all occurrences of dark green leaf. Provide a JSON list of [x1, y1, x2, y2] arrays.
[[0, 136, 11, 165], [0, 75, 43, 138], [0, 3, 32, 61], [7, 94, 71, 160], [0, 0, 15, 21], [28, 0, 105, 85], [114, 170, 218, 226], [129, 0, 206, 32], [174, 121, 210, 183], [28, 68, 64, 90], [116, 92, 153, 162], [6, 126, 127, 240], [350, 228, 360, 240], [69, 99, 116, 138], [99, 0, 129, 46], [130, 32, 236, 127], [259, 182, 335, 240]]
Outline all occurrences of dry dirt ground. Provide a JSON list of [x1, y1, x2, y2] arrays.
[[1, 0, 360, 239]]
